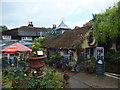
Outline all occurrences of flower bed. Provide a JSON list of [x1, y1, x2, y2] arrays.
[[83, 64, 94, 73]]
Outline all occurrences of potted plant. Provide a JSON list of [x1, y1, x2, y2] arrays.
[[27, 37, 47, 70]]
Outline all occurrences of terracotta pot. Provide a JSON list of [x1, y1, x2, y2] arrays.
[[27, 56, 47, 69]]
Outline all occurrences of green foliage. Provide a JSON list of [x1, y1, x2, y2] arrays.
[[73, 37, 85, 50], [92, 1, 120, 43], [38, 71, 64, 88], [33, 37, 46, 52], [19, 53, 24, 58], [2, 67, 30, 88], [0, 25, 8, 31], [106, 49, 120, 63], [50, 53, 61, 60], [30, 37, 46, 57], [3, 67, 64, 88]]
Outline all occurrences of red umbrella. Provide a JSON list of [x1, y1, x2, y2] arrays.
[[1, 43, 32, 53]]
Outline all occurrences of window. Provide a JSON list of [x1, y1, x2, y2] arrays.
[[39, 32, 43, 37], [63, 50, 68, 55], [21, 37, 32, 41], [2, 35, 11, 40], [86, 48, 94, 59], [88, 35, 93, 43]]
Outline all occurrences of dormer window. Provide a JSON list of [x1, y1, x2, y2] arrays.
[[2, 35, 11, 40]]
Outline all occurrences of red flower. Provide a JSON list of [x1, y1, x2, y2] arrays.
[[66, 73, 69, 76], [51, 66, 54, 68], [84, 65, 90, 68], [63, 70, 68, 72], [64, 77, 69, 81]]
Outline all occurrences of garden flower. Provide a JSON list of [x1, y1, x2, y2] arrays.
[[77, 40, 81, 43], [51, 66, 55, 68], [63, 70, 68, 72], [64, 73, 70, 81], [66, 73, 69, 75], [80, 34, 83, 37], [32, 45, 35, 47], [33, 52, 37, 54], [34, 71, 37, 74], [24, 74, 27, 76]]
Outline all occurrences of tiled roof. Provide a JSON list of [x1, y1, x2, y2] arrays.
[[18, 26, 50, 32], [42, 26, 91, 49]]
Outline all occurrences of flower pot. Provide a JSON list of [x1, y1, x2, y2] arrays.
[[27, 56, 47, 69]]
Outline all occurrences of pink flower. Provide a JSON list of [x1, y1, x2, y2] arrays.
[[77, 40, 81, 43], [66, 73, 69, 75]]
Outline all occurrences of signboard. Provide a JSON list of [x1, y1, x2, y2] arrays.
[[37, 51, 44, 55], [95, 59, 105, 76]]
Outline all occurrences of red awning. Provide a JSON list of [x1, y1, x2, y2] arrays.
[[1, 43, 32, 53]]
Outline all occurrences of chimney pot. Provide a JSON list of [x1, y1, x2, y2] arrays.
[[28, 21, 33, 27], [53, 24, 56, 29]]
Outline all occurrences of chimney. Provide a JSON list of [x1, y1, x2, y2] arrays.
[[53, 24, 56, 29], [28, 21, 33, 27]]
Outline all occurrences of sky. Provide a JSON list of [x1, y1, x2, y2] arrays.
[[1, 0, 119, 29]]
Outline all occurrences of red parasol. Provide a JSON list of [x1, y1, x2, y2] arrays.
[[1, 43, 32, 53]]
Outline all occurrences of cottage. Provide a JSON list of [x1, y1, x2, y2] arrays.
[[42, 25, 98, 62], [2, 22, 50, 41], [1, 22, 50, 49]]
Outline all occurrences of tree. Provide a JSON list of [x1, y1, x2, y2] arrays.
[[91, 1, 120, 43], [0, 25, 8, 31]]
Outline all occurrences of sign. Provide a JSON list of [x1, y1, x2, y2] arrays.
[[95, 59, 105, 76], [37, 51, 44, 55]]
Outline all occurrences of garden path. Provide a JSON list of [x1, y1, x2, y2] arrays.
[[65, 71, 119, 88]]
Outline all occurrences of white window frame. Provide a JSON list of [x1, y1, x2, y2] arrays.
[[2, 35, 11, 40], [21, 37, 32, 41], [39, 32, 43, 37]]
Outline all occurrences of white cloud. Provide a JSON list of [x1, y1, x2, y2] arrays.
[[1, 0, 119, 29]]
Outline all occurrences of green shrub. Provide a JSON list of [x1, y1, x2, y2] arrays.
[[3, 67, 64, 88], [106, 49, 120, 63]]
